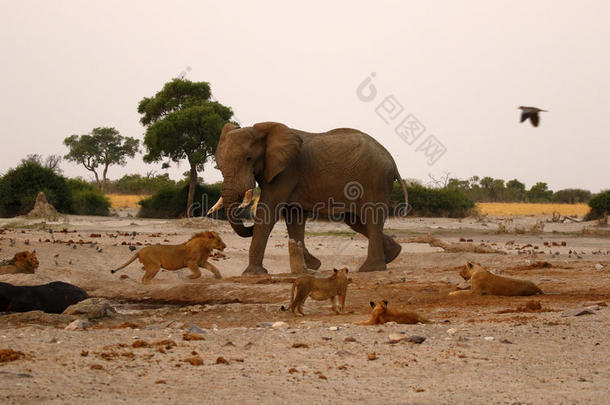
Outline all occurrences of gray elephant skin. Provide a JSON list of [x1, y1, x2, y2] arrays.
[[214, 122, 408, 275]]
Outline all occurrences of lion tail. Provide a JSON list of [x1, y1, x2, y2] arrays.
[[110, 253, 139, 274]]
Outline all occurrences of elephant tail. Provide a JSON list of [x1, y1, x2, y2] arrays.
[[394, 169, 410, 216]]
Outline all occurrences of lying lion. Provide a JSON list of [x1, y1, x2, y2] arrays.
[[449, 262, 543, 297], [358, 300, 429, 325], [0, 251, 39, 275], [110, 231, 226, 284]]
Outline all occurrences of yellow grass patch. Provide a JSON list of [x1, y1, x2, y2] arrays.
[[477, 202, 589, 217], [106, 194, 148, 209]]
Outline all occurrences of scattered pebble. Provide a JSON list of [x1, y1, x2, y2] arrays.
[[484, 336, 494, 341], [446, 328, 457, 335], [64, 319, 89, 331], [408, 335, 426, 344], [272, 321, 289, 329], [328, 326, 339, 331], [367, 352, 378, 361], [561, 308, 596, 317]]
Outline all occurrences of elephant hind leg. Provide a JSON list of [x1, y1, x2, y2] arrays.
[[383, 235, 402, 264], [345, 213, 401, 264], [354, 213, 387, 272]]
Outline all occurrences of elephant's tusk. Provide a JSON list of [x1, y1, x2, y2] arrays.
[[238, 189, 254, 209], [207, 189, 254, 216], [207, 197, 224, 216]]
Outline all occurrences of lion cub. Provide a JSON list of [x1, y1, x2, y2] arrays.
[[289, 268, 349, 316], [449, 262, 543, 297], [358, 300, 429, 325], [0, 251, 39, 275]]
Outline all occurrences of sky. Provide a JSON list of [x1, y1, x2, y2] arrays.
[[0, 0, 608, 192]]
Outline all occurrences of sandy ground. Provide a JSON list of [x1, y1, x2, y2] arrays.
[[0, 211, 609, 404]]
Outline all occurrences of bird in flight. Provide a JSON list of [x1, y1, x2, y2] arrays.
[[518, 106, 547, 127]]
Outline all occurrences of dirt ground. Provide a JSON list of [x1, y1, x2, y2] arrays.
[[0, 211, 609, 404]]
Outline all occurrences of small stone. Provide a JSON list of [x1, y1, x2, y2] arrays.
[[367, 352, 378, 361], [188, 324, 206, 334], [408, 335, 426, 344], [328, 326, 339, 331], [183, 333, 205, 341], [271, 321, 289, 329], [215, 356, 229, 365], [388, 333, 406, 343], [64, 319, 89, 331], [500, 339, 513, 344], [561, 308, 596, 317], [446, 328, 457, 335], [484, 336, 494, 341], [344, 336, 357, 342], [321, 337, 332, 341], [291, 343, 309, 349], [595, 263, 604, 270], [256, 322, 273, 328], [335, 350, 356, 356]]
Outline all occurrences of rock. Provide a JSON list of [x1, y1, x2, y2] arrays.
[[367, 352, 378, 361], [63, 298, 117, 319], [484, 336, 494, 341], [500, 339, 513, 344], [446, 328, 457, 335], [256, 322, 274, 328], [65, 319, 89, 330], [561, 308, 596, 317], [595, 263, 604, 270], [188, 324, 206, 334], [215, 356, 229, 365], [328, 326, 339, 331], [271, 321, 289, 329], [335, 350, 356, 356], [408, 335, 426, 344], [388, 333, 406, 343], [344, 336, 357, 342]]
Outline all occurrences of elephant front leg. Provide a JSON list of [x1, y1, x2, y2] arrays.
[[243, 220, 276, 275]]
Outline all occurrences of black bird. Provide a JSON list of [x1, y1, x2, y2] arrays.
[[519, 106, 547, 127]]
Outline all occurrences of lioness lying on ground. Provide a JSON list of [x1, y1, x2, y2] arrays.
[[357, 300, 429, 325], [449, 262, 543, 297], [289, 268, 349, 316], [110, 231, 226, 284], [0, 251, 39, 275]]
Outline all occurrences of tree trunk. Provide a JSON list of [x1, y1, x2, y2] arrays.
[[101, 164, 109, 193], [92, 170, 102, 190], [186, 162, 198, 216]]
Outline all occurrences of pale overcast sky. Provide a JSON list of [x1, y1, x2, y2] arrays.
[[0, 1, 608, 191]]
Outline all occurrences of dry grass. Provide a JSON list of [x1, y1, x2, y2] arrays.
[[477, 202, 589, 217], [106, 194, 149, 209]]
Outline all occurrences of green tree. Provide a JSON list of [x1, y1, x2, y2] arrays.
[[64, 127, 139, 192], [552, 188, 592, 204], [138, 78, 233, 212], [527, 182, 553, 202], [506, 179, 526, 202]]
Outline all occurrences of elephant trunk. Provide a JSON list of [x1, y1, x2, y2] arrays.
[[221, 186, 254, 238]]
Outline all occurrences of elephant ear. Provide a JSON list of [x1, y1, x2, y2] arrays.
[[215, 123, 239, 171], [254, 122, 303, 183]]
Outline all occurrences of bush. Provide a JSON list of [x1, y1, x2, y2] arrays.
[[585, 190, 610, 220], [0, 161, 73, 217], [392, 182, 475, 218], [552, 188, 592, 204], [66, 178, 110, 216], [105, 173, 176, 195], [138, 182, 222, 218]]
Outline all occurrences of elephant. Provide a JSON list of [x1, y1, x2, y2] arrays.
[[213, 122, 409, 275]]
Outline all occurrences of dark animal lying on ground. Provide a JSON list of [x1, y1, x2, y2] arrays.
[[0, 281, 89, 314]]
